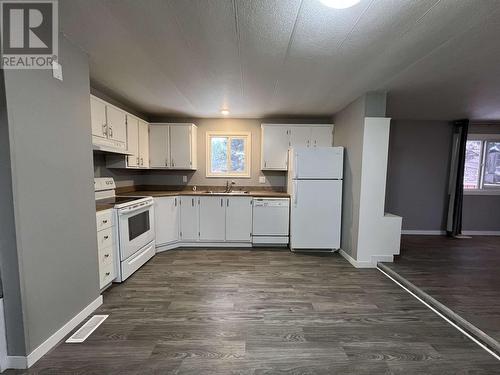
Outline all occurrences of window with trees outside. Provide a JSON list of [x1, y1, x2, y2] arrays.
[[206, 132, 251, 177], [464, 135, 500, 193]]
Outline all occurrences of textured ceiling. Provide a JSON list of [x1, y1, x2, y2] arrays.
[[60, 0, 500, 120]]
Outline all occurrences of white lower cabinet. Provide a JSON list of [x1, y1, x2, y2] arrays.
[[180, 196, 199, 241], [95, 209, 115, 289], [226, 197, 253, 242], [154, 197, 179, 245], [157, 195, 254, 245], [199, 196, 226, 241]]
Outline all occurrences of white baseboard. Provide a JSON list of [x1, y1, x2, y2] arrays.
[[4, 356, 27, 370], [401, 230, 446, 235], [19, 295, 103, 369], [339, 250, 375, 268], [156, 242, 252, 252], [462, 231, 500, 236]]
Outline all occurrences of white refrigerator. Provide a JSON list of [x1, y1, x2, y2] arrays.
[[287, 147, 344, 251]]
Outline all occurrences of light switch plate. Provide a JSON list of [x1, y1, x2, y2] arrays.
[[259, 176, 266, 184], [182, 175, 188, 183], [52, 61, 63, 81]]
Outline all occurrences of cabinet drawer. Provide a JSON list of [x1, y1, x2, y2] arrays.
[[99, 262, 115, 289], [97, 227, 113, 250], [96, 210, 113, 231], [98, 245, 113, 266]]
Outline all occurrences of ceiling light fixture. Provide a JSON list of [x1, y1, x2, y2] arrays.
[[220, 109, 230, 116], [319, 0, 360, 9]]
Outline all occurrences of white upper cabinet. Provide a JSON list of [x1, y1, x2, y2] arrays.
[[138, 120, 149, 168], [261, 125, 290, 170], [126, 115, 139, 167], [155, 197, 179, 245], [225, 197, 252, 242], [149, 125, 170, 168], [106, 105, 127, 144], [261, 124, 334, 170], [199, 196, 226, 242], [311, 126, 333, 147], [90, 96, 107, 139], [289, 127, 312, 148], [90, 95, 127, 153], [180, 196, 199, 241], [169, 124, 197, 170]]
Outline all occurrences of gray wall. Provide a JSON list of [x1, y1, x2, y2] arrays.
[[3, 35, 100, 354], [0, 71, 27, 355], [385, 120, 452, 231], [385, 120, 500, 232], [332, 96, 367, 259]]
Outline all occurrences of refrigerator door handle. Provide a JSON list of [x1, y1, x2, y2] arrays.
[[293, 181, 298, 207], [294, 153, 299, 179]]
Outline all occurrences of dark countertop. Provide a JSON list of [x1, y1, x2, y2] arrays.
[[120, 190, 290, 198], [96, 203, 114, 212]]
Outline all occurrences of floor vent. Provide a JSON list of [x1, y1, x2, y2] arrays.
[[65, 315, 108, 343]]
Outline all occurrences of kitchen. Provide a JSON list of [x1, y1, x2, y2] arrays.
[[1, 0, 499, 373]]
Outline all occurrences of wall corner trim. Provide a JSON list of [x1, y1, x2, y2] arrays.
[[5, 295, 103, 370], [339, 249, 375, 268]]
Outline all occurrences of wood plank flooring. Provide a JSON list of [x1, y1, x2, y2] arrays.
[[382, 235, 500, 347], [8, 249, 499, 374]]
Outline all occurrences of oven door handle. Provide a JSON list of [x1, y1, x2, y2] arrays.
[[118, 201, 153, 216]]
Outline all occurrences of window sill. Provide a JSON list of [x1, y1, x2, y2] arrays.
[[464, 190, 500, 196]]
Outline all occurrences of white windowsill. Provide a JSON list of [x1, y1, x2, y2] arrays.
[[464, 189, 500, 196]]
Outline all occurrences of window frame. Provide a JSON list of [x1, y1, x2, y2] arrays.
[[464, 134, 500, 195], [206, 131, 251, 178]]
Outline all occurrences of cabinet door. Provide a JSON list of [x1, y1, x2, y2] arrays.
[[311, 126, 333, 147], [289, 126, 311, 148], [138, 120, 149, 168], [154, 197, 179, 245], [126, 116, 139, 167], [170, 125, 192, 169], [90, 97, 107, 138], [106, 105, 127, 144], [149, 125, 170, 168], [261, 125, 289, 170], [180, 196, 199, 241], [226, 197, 252, 242], [199, 196, 225, 241]]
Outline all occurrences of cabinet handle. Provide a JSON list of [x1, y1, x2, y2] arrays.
[[172, 159, 175, 167], [103, 235, 109, 240], [227, 198, 229, 207], [140, 158, 144, 166], [104, 254, 110, 258], [102, 220, 108, 224], [109, 126, 113, 137], [221, 198, 223, 207], [136, 157, 139, 165], [105, 272, 110, 276], [102, 123, 107, 136], [264, 161, 267, 168], [191, 198, 194, 207], [175, 198, 177, 207]]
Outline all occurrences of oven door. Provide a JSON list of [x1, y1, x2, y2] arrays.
[[117, 201, 155, 261]]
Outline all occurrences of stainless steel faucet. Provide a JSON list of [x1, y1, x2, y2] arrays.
[[225, 180, 236, 193]]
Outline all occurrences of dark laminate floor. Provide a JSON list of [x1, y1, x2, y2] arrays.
[[382, 235, 500, 347], [9, 249, 499, 374]]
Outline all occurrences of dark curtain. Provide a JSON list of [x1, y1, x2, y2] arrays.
[[446, 119, 469, 237]]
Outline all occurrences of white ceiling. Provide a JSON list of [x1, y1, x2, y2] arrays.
[[60, 0, 500, 120]]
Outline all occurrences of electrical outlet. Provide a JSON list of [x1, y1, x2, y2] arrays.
[[259, 176, 266, 184], [182, 175, 188, 183], [52, 61, 63, 81]]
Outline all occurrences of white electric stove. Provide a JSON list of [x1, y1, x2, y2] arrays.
[[94, 178, 155, 282]]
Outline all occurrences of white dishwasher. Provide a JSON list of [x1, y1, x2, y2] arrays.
[[252, 198, 290, 246]]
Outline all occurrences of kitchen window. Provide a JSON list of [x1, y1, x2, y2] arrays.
[[464, 135, 500, 194], [206, 132, 251, 177]]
